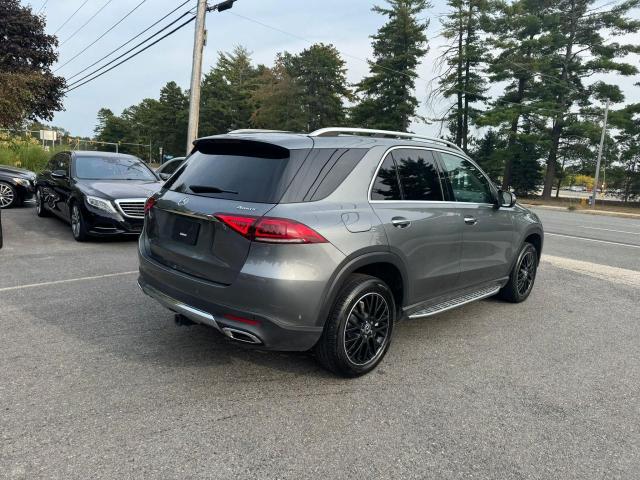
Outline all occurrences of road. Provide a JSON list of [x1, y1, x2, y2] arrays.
[[1, 205, 638, 479]]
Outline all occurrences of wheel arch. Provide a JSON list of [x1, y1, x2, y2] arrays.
[[317, 250, 408, 327]]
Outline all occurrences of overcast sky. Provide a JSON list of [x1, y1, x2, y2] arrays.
[[27, 0, 640, 138]]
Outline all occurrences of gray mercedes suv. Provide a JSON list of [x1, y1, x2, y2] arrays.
[[138, 128, 543, 376]]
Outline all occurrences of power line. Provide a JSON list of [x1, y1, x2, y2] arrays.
[[66, 0, 193, 82], [56, 0, 148, 72], [59, 0, 116, 47], [65, 15, 196, 92], [53, 0, 92, 35], [66, 11, 195, 88], [37, 0, 49, 14], [229, 11, 584, 120]]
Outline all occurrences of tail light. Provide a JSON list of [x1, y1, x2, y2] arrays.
[[144, 195, 157, 214], [215, 214, 327, 244]]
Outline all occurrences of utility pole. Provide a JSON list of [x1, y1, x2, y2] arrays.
[[591, 98, 610, 209], [185, 0, 237, 154], [185, 0, 208, 154]]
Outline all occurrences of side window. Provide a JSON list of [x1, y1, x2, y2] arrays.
[[371, 156, 402, 200], [392, 149, 444, 201], [439, 153, 494, 204]]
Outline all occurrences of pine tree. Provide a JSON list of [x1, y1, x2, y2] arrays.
[[251, 56, 306, 131], [351, 0, 430, 131], [200, 46, 260, 135], [478, 0, 549, 189], [538, 0, 640, 198], [282, 43, 350, 131], [434, 0, 488, 151]]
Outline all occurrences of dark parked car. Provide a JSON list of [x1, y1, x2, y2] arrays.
[[35, 151, 163, 241], [0, 164, 36, 209], [138, 128, 543, 377], [156, 157, 186, 180]]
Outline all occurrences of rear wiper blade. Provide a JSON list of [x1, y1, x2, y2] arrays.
[[188, 185, 238, 194]]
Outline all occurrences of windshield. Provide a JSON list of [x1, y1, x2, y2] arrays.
[[75, 156, 156, 181]]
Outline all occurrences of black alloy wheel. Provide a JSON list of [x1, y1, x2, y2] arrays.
[[315, 273, 395, 377], [343, 292, 391, 366], [498, 242, 538, 303]]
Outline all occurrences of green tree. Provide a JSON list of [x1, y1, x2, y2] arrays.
[[283, 43, 350, 131], [471, 129, 505, 181], [478, 0, 550, 189], [538, 0, 640, 198], [200, 46, 260, 135], [351, 0, 430, 131], [434, 0, 488, 151], [609, 102, 640, 201], [0, 0, 66, 127], [251, 57, 306, 131]]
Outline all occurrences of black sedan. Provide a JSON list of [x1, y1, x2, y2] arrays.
[[35, 151, 163, 241], [0, 164, 36, 209]]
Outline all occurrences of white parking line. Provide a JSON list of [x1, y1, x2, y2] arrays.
[[0, 271, 138, 293], [546, 232, 640, 249], [541, 255, 640, 288], [581, 226, 640, 235]]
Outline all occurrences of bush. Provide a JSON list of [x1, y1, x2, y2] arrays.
[[0, 132, 60, 172]]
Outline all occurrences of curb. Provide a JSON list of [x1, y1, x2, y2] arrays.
[[522, 203, 640, 220]]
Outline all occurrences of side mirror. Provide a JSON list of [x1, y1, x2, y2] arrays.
[[51, 170, 67, 179], [159, 172, 171, 181], [498, 189, 516, 208]]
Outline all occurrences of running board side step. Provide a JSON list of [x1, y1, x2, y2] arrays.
[[408, 285, 500, 319]]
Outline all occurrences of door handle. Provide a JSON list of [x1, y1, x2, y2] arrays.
[[391, 217, 411, 228], [464, 216, 477, 225]]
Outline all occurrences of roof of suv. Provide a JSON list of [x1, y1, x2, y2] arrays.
[[195, 128, 466, 156]]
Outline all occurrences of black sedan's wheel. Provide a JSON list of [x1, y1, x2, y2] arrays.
[[499, 242, 538, 303], [315, 274, 395, 377], [70, 203, 88, 241], [0, 182, 18, 209], [35, 188, 49, 217]]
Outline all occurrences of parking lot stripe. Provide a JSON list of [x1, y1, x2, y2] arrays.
[[0, 271, 138, 293], [542, 255, 640, 288], [580, 226, 640, 235], [546, 232, 640, 249]]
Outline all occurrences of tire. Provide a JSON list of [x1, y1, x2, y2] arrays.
[[499, 242, 538, 303], [35, 188, 49, 217], [315, 273, 396, 377], [0, 182, 18, 209], [70, 202, 89, 242]]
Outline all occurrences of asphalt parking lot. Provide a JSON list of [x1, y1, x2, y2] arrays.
[[1, 205, 639, 479]]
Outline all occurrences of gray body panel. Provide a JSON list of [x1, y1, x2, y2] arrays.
[[138, 132, 543, 351]]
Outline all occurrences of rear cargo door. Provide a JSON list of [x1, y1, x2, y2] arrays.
[[145, 138, 310, 285]]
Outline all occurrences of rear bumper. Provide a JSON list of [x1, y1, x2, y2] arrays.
[[137, 237, 344, 351]]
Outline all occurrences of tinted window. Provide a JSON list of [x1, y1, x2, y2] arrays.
[[371, 156, 401, 200], [440, 153, 494, 203], [278, 148, 368, 203], [392, 149, 443, 201], [160, 159, 183, 175], [170, 149, 299, 204], [75, 156, 156, 181]]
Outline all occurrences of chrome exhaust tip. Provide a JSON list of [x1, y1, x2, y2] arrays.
[[222, 327, 262, 345]]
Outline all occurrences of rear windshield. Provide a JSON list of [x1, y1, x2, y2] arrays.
[[75, 156, 156, 181], [168, 144, 306, 203]]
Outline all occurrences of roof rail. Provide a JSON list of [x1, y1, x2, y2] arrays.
[[309, 127, 465, 154], [228, 129, 291, 134]]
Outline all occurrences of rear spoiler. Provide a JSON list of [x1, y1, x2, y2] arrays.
[[191, 138, 290, 159]]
